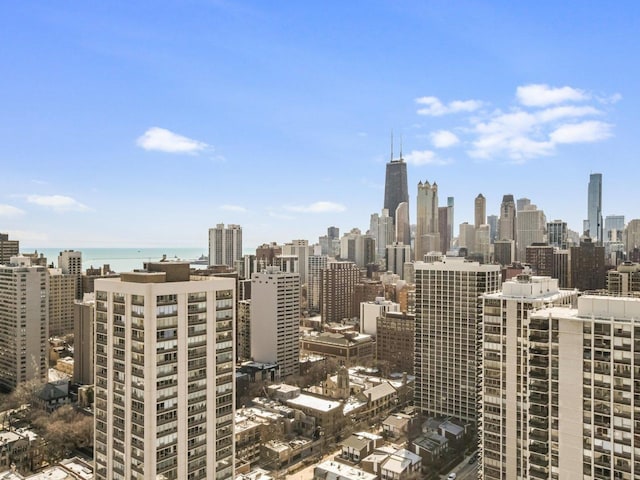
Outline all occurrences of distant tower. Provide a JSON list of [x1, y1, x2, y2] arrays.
[[0, 233, 19, 264], [208, 223, 242, 267], [0, 256, 48, 391], [587, 173, 603, 243], [320, 261, 360, 323], [474, 194, 486, 228], [58, 249, 83, 300], [487, 215, 498, 243], [251, 266, 300, 378], [516, 204, 546, 261], [447, 197, 455, 247], [384, 141, 410, 245], [516, 197, 531, 213], [547, 219, 568, 249], [416, 181, 439, 261], [498, 194, 517, 247]]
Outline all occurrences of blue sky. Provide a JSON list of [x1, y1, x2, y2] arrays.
[[1, 1, 638, 249]]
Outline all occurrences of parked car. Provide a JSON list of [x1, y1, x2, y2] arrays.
[[448, 474, 457, 480]]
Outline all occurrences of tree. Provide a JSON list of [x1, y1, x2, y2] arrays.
[[33, 405, 93, 461]]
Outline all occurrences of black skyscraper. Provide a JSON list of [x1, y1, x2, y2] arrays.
[[384, 156, 410, 245]]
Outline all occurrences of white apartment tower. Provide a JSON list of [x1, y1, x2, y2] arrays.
[[94, 263, 235, 480], [481, 294, 640, 480], [414, 257, 501, 424], [516, 204, 546, 262], [208, 223, 242, 267], [250, 266, 300, 378], [0, 256, 49, 391], [480, 275, 577, 480], [59, 249, 83, 299]]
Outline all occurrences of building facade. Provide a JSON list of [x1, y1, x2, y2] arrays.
[[250, 267, 300, 378], [480, 276, 577, 480], [587, 173, 603, 243], [384, 156, 410, 245], [208, 223, 242, 267], [0, 256, 48, 391], [0, 233, 19, 265], [320, 261, 360, 324], [414, 257, 501, 424], [94, 263, 235, 480]]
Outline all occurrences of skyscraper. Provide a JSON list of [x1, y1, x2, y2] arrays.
[[208, 223, 242, 267], [587, 173, 603, 243], [370, 209, 395, 258], [94, 262, 236, 480], [547, 219, 568, 249], [59, 249, 83, 300], [414, 257, 501, 424], [251, 266, 300, 378], [516, 204, 546, 261], [480, 276, 577, 480], [498, 194, 517, 245], [570, 237, 606, 291], [320, 261, 360, 324], [482, 293, 640, 480], [487, 214, 498, 244], [438, 206, 451, 254], [0, 256, 48, 391], [474, 193, 486, 228], [385, 242, 412, 279], [415, 180, 439, 261], [384, 153, 410, 245], [0, 233, 19, 265]]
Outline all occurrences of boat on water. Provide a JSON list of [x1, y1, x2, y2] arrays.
[[190, 254, 209, 265]]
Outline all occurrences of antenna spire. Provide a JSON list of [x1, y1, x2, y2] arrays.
[[400, 135, 403, 161], [390, 130, 394, 162]]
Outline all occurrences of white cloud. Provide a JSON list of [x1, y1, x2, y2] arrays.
[[430, 130, 460, 148], [550, 121, 613, 144], [516, 84, 589, 107], [26, 195, 90, 212], [268, 211, 295, 220], [416, 96, 483, 116], [404, 149, 452, 166], [219, 204, 247, 213], [285, 201, 346, 213], [136, 127, 208, 154], [0, 204, 24, 217]]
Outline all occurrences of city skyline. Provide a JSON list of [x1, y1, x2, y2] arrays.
[[1, 2, 639, 248]]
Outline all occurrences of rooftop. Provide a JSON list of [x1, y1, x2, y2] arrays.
[[287, 393, 342, 413]]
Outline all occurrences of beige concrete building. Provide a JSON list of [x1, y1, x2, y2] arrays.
[[300, 331, 375, 368], [480, 275, 577, 480], [481, 291, 640, 480], [58, 249, 83, 300], [414, 257, 501, 424], [48, 268, 76, 337], [208, 223, 242, 267], [94, 262, 235, 480], [516, 204, 546, 262], [0, 256, 49, 391], [251, 267, 300, 378], [415, 180, 439, 262], [607, 261, 640, 295]]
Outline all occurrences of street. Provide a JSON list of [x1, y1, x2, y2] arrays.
[[441, 452, 479, 480]]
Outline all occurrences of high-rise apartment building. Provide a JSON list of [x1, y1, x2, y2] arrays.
[[250, 266, 300, 378], [570, 237, 606, 291], [94, 262, 235, 480], [385, 242, 411, 280], [414, 257, 501, 424], [48, 268, 77, 337], [458, 222, 476, 254], [494, 240, 515, 267], [0, 256, 48, 391], [516, 204, 546, 261], [606, 261, 640, 295], [587, 173, 603, 243], [59, 249, 83, 299], [475, 224, 491, 263], [255, 242, 281, 270], [475, 193, 486, 228], [498, 194, 517, 247], [320, 261, 360, 324], [547, 219, 568, 249], [516, 197, 531, 213], [340, 230, 375, 267], [307, 254, 328, 314], [487, 214, 498, 244], [480, 276, 577, 480], [525, 243, 554, 277], [624, 219, 640, 255], [482, 294, 640, 479], [395, 202, 411, 246], [370, 209, 395, 259], [208, 223, 242, 267], [282, 239, 312, 286], [376, 311, 415, 375], [0, 233, 19, 265], [438, 206, 451, 254], [553, 249, 570, 288], [415, 181, 439, 261]]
